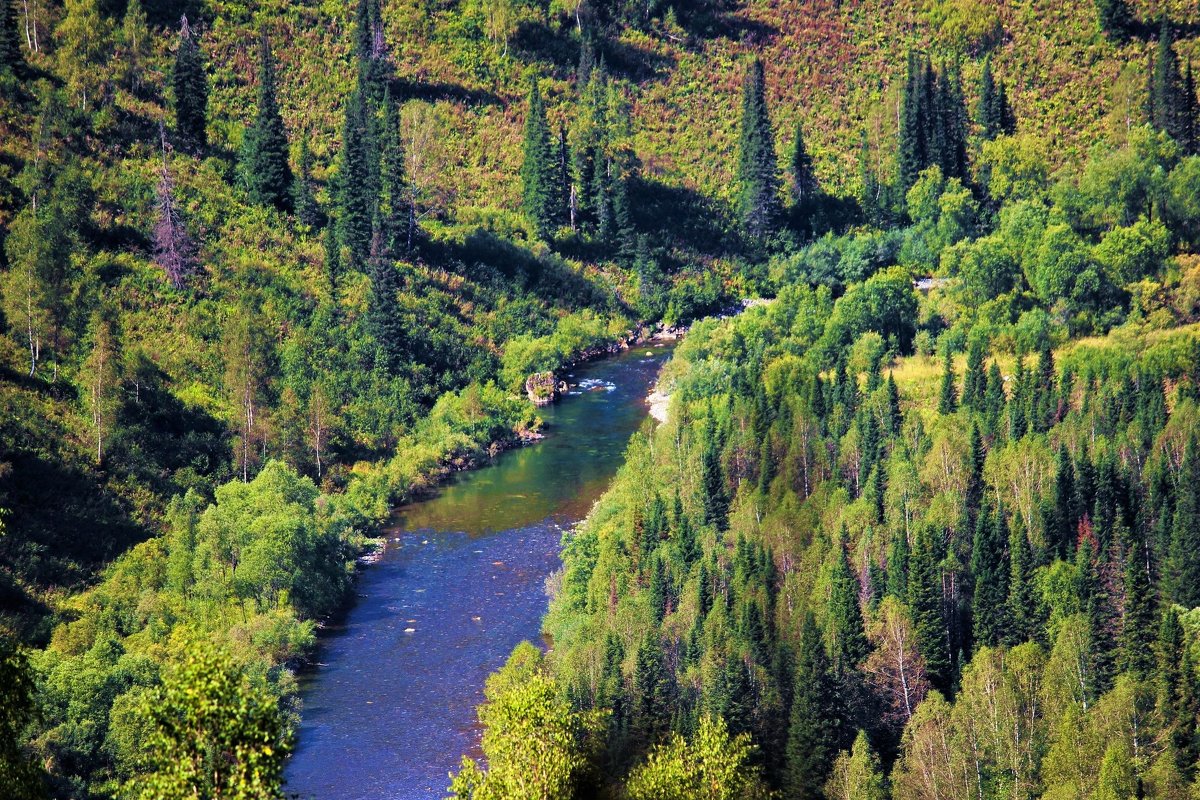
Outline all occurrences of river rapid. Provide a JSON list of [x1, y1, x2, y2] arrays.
[[284, 342, 674, 799]]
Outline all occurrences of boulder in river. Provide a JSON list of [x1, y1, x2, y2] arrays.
[[525, 371, 558, 405]]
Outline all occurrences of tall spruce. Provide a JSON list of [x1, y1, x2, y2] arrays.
[[1150, 18, 1189, 147], [337, 88, 375, 271], [0, 0, 22, 73], [1120, 531, 1156, 677], [293, 135, 322, 229], [789, 120, 818, 209], [378, 91, 407, 254], [829, 535, 870, 673], [173, 15, 208, 147], [736, 58, 781, 241], [521, 76, 558, 240], [1167, 434, 1200, 608], [908, 525, 950, 691], [971, 500, 1010, 650], [241, 34, 293, 211], [366, 225, 403, 372], [938, 349, 957, 414], [1006, 521, 1038, 646], [784, 614, 840, 800], [977, 55, 1014, 140]]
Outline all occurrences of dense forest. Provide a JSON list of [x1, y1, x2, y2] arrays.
[[1, 0, 1200, 796]]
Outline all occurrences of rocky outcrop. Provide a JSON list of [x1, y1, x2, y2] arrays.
[[525, 371, 560, 405]]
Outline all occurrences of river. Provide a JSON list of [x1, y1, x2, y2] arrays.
[[284, 342, 674, 800]]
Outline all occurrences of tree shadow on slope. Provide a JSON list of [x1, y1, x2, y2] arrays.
[[390, 77, 504, 108], [628, 176, 742, 263]]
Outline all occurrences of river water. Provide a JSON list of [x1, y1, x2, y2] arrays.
[[284, 343, 674, 800]]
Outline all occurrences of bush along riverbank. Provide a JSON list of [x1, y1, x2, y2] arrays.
[[21, 311, 672, 796]]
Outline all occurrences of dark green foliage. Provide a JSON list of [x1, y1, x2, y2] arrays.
[[789, 121, 818, 210], [962, 338, 987, 410], [521, 77, 559, 240], [1050, 445, 1077, 559], [701, 428, 729, 531], [337, 88, 375, 270], [173, 16, 208, 147], [367, 229, 404, 372], [0, 0, 22, 73], [829, 537, 870, 673], [0, 637, 44, 799], [899, 55, 968, 193], [971, 500, 1009, 650], [1150, 18, 1194, 152], [887, 528, 909, 599], [293, 136, 322, 229], [937, 349, 957, 415], [1006, 522, 1038, 646], [1157, 608, 1199, 768], [378, 92, 407, 254], [977, 55, 1015, 141], [1166, 435, 1200, 608], [632, 631, 672, 746], [784, 614, 839, 800], [1120, 533, 1156, 678], [1095, 0, 1133, 39], [240, 34, 294, 211], [737, 58, 781, 241], [908, 525, 950, 690]]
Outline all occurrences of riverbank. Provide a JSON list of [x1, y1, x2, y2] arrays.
[[285, 343, 678, 800]]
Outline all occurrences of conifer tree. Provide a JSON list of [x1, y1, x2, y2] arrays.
[[701, 428, 730, 531], [887, 528, 909, 600], [784, 614, 839, 800], [293, 135, 322, 229], [971, 500, 1009, 650], [977, 55, 1014, 140], [1151, 18, 1191, 147], [366, 226, 403, 372], [338, 88, 374, 270], [241, 34, 294, 211], [829, 537, 870, 673], [789, 120, 818, 210], [378, 92, 407, 253], [885, 373, 902, 436], [1167, 435, 1200, 608], [984, 361, 1006, 436], [632, 631, 671, 746], [937, 349, 957, 415], [1120, 532, 1156, 678], [521, 76, 558, 240], [1051, 444, 1077, 559], [898, 53, 928, 194], [1006, 522, 1038, 646], [736, 58, 781, 241], [0, 0, 21, 74], [908, 525, 949, 690], [173, 15, 208, 147]]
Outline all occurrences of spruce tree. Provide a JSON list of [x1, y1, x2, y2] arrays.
[[366, 225, 403, 372], [784, 614, 839, 800], [241, 34, 294, 211], [1151, 18, 1190, 146], [521, 76, 558, 240], [293, 135, 322, 229], [883, 531, 909, 606], [971, 500, 1010, 650], [977, 55, 1015, 140], [701, 427, 730, 531], [0, 0, 23, 73], [1120, 532, 1156, 678], [736, 58, 781, 241], [963, 338, 986, 410], [1006, 521, 1038, 646], [1167, 435, 1200, 608], [938, 349, 957, 415], [789, 120, 818, 210], [338, 88, 374, 271], [632, 631, 671, 746], [898, 52, 927, 193], [829, 536, 870, 673], [378, 92, 407, 254], [984, 361, 1006, 436], [173, 15, 208, 147], [908, 525, 950, 690], [1051, 444, 1077, 559]]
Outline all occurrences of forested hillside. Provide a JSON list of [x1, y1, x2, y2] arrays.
[[3, 0, 1200, 795]]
